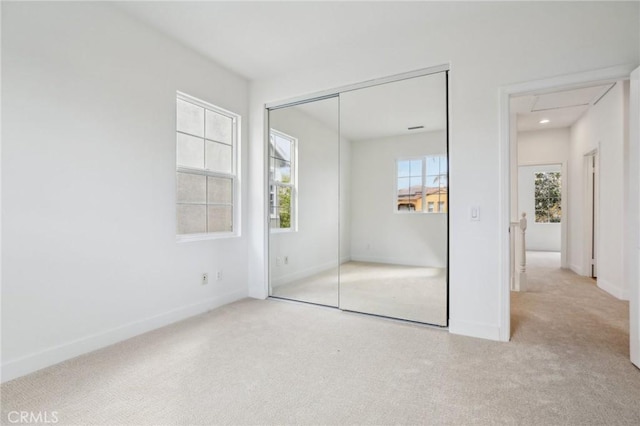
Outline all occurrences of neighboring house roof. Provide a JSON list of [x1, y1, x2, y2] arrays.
[[397, 185, 448, 202]]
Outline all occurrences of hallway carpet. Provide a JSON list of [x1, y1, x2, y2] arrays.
[[2, 256, 639, 425]]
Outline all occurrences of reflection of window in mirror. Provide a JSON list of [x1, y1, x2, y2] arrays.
[[269, 129, 297, 231], [396, 155, 447, 214], [534, 171, 561, 223]]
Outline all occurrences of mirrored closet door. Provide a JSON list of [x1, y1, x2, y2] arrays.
[[339, 72, 448, 325], [268, 96, 340, 307], [268, 68, 448, 326]]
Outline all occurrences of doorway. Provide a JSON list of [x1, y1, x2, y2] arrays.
[[500, 66, 637, 341]]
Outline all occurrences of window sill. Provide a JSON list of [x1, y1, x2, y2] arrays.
[[270, 228, 296, 234], [394, 211, 447, 215], [176, 232, 239, 243]]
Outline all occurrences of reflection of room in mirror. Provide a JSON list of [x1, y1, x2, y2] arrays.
[[339, 71, 448, 326], [268, 96, 341, 308], [267, 70, 448, 325], [339, 262, 447, 325]]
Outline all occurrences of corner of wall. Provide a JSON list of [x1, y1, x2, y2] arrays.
[[448, 318, 502, 341], [597, 279, 629, 301]]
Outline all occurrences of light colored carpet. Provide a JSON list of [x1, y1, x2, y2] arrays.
[[271, 261, 447, 325], [2, 257, 639, 425]]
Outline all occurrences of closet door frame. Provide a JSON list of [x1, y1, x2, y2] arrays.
[[264, 63, 450, 324]]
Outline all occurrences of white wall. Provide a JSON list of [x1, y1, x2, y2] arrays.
[[518, 164, 562, 252], [247, 1, 639, 341], [268, 105, 341, 286], [350, 132, 447, 267], [518, 128, 570, 165], [568, 82, 628, 299], [1, 2, 249, 381], [517, 128, 569, 255]]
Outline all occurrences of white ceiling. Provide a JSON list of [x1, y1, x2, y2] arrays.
[[288, 73, 446, 142], [512, 83, 614, 132], [113, 2, 616, 137], [113, 1, 452, 81]]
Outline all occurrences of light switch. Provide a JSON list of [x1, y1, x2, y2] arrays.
[[470, 206, 480, 221]]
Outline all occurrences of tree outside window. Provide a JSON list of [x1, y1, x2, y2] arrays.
[[534, 171, 561, 223], [269, 130, 296, 231]]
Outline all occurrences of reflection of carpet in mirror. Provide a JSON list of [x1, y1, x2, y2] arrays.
[[271, 261, 447, 326], [271, 268, 339, 308]]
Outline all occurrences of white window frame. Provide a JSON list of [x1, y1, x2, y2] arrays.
[[176, 91, 241, 242], [395, 155, 447, 214], [269, 129, 298, 233]]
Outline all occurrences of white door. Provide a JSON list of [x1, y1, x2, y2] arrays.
[[630, 66, 639, 369]]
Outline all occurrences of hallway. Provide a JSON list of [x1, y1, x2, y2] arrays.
[[512, 250, 630, 358]]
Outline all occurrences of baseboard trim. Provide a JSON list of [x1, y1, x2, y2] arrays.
[[1, 290, 246, 383], [597, 279, 629, 301], [349, 255, 440, 268], [569, 263, 584, 276], [449, 319, 501, 341]]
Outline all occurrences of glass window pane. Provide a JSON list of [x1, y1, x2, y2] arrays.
[[398, 177, 411, 190], [549, 198, 561, 222], [274, 159, 291, 183], [277, 186, 292, 228], [535, 210, 548, 223], [177, 99, 204, 137], [207, 206, 233, 232], [177, 172, 206, 203], [274, 135, 291, 161], [207, 177, 232, 204], [410, 159, 423, 176], [437, 174, 448, 189], [397, 160, 410, 178], [206, 110, 233, 144], [426, 157, 440, 176], [205, 140, 232, 174], [426, 175, 441, 188], [177, 204, 206, 234], [177, 133, 204, 169], [398, 177, 420, 211], [439, 156, 448, 174], [410, 176, 422, 191]]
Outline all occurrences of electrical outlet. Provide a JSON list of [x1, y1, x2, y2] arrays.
[[284, 256, 289, 265], [201, 273, 208, 285], [276, 257, 282, 266], [216, 270, 223, 281]]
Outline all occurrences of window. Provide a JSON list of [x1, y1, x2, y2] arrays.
[[269, 130, 297, 231], [396, 155, 447, 213], [176, 92, 239, 238], [534, 171, 561, 223]]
